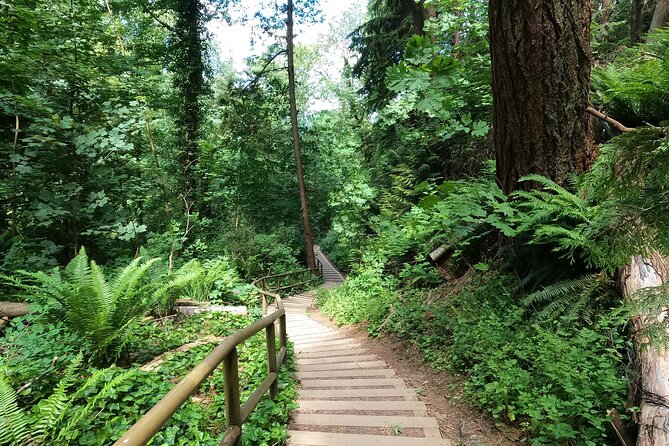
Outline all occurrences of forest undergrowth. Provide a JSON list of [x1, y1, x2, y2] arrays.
[[3, 0, 669, 445], [318, 26, 669, 446]]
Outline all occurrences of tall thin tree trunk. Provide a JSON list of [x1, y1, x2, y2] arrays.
[[601, 0, 613, 25], [401, 0, 436, 35], [453, 10, 461, 51], [649, 0, 669, 34], [174, 0, 205, 219], [620, 253, 669, 446], [631, 0, 646, 43], [489, 0, 594, 194], [287, 0, 316, 270]]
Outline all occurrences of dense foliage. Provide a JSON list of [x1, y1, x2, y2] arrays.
[[3, 0, 669, 444], [1, 311, 297, 445], [316, 2, 669, 445]]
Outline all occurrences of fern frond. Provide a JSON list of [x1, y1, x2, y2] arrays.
[[64, 247, 91, 288], [51, 368, 136, 443], [523, 275, 599, 307], [0, 372, 30, 446], [111, 257, 160, 305], [89, 261, 112, 315], [523, 274, 612, 323], [31, 353, 83, 443]]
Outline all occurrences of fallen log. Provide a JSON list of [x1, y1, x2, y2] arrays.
[[176, 305, 248, 316], [0, 301, 30, 318]]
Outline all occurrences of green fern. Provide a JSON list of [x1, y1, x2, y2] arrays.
[[1, 248, 201, 365], [0, 371, 30, 446], [30, 354, 83, 443], [0, 354, 136, 445], [523, 274, 614, 323], [46, 367, 136, 444]]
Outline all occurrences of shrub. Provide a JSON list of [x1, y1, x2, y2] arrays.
[[2, 248, 197, 364]]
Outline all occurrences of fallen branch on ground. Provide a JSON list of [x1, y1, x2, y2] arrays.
[[141, 335, 225, 372]]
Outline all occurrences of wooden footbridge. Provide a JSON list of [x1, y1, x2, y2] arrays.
[[114, 248, 449, 446]]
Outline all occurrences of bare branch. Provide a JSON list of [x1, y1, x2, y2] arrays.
[[244, 50, 287, 90], [144, 7, 175, 32], [587, 106, 636, 133]]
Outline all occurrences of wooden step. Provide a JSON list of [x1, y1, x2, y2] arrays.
[[291, 335, 347, 344], [298, 361, 387, 372], [296, 343, 363, 353], [296, 369, 396, 379], [297, 355, 378, 365], [292, 414, 438, 429], [287, 431, 451, 446], [296, 349, 368, 359], [297, 400, 426, 411], [298, 387, 411, 398], [299, 378, 405, 388], [296, 338, 356, 348]]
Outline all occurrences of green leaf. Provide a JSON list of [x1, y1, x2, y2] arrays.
[[473, 262, 490, 272]]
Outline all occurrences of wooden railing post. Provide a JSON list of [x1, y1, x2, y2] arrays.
[[223, 348, 242, 446], [265, 325, 278, 399], [279, 313, 287, 352]]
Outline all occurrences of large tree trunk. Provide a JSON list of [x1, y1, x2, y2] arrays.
[[287, 0, 316, 270], [621, 253, 669, 446], [649, 0, 669, 34], [489, 0, 595, 194]]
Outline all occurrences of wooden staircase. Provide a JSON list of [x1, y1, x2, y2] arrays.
[[283, 252, 450, 445]]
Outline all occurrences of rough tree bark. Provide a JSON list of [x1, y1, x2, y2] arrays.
[[401, 0, 436, 35], [620, 253, 669, 446], [649, 0, 669, 34], [489, 0, 595, 194], [287, 0, 316, 270]]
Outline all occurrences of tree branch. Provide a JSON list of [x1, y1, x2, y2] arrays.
[[587, 106, 635, 133], [144, 7, 175, 32], [244, 50, 287, 90]]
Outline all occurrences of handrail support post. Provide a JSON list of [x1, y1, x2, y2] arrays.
[[265, 325, 279, 399], [223, 348, 242, 446]]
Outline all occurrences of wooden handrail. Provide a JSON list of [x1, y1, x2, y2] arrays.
[[113, 264, 323, 446]]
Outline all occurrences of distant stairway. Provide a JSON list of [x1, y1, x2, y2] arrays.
[[283, 250, 450, 446], [314, 245, 345, 285]]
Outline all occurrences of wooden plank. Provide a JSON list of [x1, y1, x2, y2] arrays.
[[296, 343, 363, 354], [299, 378, 405, 388], [291, 334, 341, 342], [299, 361, 387, 372], [296, 400, 426, 411], [295, 338, 353, 348], [298, 387, 410, 398], [296, 369, 395, 379], [287, 431, 451, 446], [292, 414, 439, 429], [297, 355, 378, 365], [296, 349, 368, 359]]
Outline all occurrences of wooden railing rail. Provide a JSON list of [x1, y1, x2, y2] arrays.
[[256, 258, 323, 295], [113, 265, 323, 446]]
